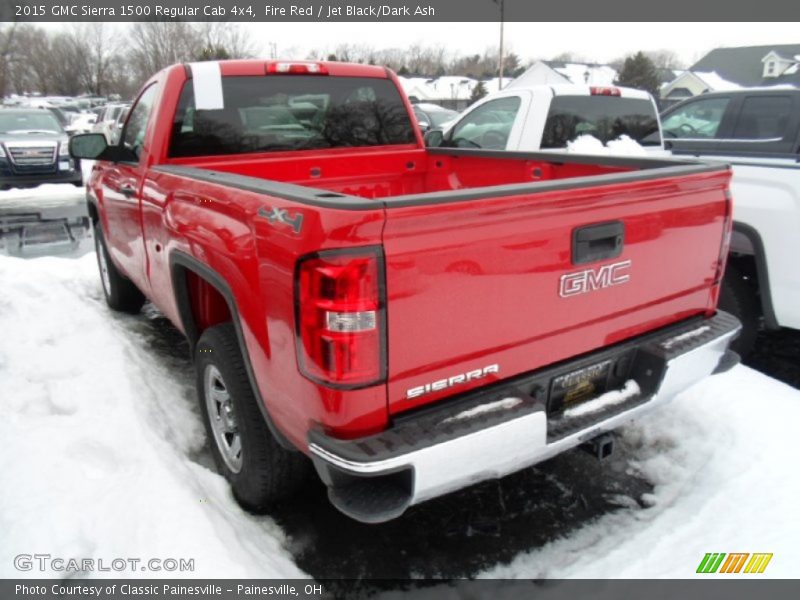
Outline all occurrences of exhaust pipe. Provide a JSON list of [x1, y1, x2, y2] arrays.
[[581, 433, 614, 460]]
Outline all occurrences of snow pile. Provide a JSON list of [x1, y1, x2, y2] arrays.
[[484, 365, 800, 578], [694, 71, 742, 92], [563, 380, 640, 418], [567, 134, 648, 156], [661, 325, 712, 350], [0, 183, 84, 205], [443, 397, 523, 424], [0, 254, 306, 579]]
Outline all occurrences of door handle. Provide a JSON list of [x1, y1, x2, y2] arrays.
[[572, 221, 625, 265], [119, 185, 136, 198]]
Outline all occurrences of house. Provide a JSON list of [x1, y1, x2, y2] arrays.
[[660, 71, 741, 107], [660, 44, 800, 106], [506, 60, 617, 89]]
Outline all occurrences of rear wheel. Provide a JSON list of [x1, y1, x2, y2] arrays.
[[195, 323, 311, 510], [718, 264, 759, 358], [94, 224, 145, 313]]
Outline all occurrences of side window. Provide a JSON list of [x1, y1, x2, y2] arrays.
[[732, 95, 792, 140], [661, 97, 730, 139], [449, 96, 521, 149], [121, 85, 158, 161]]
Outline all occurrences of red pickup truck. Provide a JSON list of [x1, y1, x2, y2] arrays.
[[70, 60, 740, 523]]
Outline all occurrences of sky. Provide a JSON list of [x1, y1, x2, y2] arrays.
[[248, 22, 800, 66], [35, 21, 800, 67]]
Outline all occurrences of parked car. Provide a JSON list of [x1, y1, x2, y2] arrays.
[[69, 112, 98, 135], [70, 60, 739, 523], [412, 102, 459, 132], [426, 84, 663, 152], [656, 88, 800, 355], [0, 108, 82, 189], [92, 103, 130, 144]]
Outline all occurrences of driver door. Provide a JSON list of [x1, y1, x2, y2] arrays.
[[100, 84, 159, 293]]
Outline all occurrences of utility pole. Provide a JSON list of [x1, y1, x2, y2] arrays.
[[495, 0, 505, 90]]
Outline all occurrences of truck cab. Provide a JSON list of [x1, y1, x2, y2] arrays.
[[427, 84, 663, 153]]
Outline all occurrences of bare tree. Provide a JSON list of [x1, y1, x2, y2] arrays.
[[128, 22, 199, 88], [70, 23, 122, 95], [0, 22, 19, 97], [194, 22, 257, 59], [645, 49, 685, 70]]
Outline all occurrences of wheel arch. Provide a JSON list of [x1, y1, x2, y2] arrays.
[[730, 221, 778, 329], [169, 251, 295, 451]]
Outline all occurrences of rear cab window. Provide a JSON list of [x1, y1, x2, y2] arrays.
[[169, 75, 415, 157], [541, 95, 661, 148]]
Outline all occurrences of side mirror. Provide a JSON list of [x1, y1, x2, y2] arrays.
[[69, 132, 136, 162], [424, 129, 444, 148], [418, 120, 431, 133], [69, 133, 109, 159]]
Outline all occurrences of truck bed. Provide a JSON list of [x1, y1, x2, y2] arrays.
[[157, 147, 720, 205]]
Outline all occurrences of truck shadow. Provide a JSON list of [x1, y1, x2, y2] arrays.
[[272, 449, 652, 583]]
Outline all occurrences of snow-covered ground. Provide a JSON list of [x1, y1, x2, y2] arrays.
[[0, 183, 85, 210], [484, 365, 800, 578], [0, 254, 305, 579], [1, 249, 799, 580]]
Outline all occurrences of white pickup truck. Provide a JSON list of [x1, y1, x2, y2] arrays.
[[659, 88, 800, 354], [424, 83, 663, 152]]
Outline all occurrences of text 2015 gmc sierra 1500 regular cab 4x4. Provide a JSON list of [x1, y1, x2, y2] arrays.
[[70, 60, 740, 523]]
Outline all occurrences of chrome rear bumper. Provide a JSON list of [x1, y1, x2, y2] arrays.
[[309, 311, 741, 523]]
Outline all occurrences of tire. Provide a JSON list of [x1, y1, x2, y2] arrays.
[[94, 224, 145, 313], [718, 264, 759, 358], [195, 323, 311, 510]]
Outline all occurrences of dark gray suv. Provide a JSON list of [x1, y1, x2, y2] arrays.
[[0, 108, 82, 190]]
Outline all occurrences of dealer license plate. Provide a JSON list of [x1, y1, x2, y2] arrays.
[[549, 359, 612, 413]]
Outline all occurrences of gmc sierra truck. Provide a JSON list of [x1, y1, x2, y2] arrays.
[[70, 60, 740, 523]]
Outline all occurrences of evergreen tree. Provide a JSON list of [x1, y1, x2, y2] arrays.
[[470, 81, 488, 105], [616, 51, 661, 96], [195, 46, 231, 61]]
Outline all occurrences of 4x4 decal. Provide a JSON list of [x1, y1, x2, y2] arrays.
[[258, 206, 304, 234]]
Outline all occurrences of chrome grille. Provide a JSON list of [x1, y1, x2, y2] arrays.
[[6, 144, 57, 166]]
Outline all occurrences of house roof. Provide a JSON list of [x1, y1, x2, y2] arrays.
[[690, 44, 800, 86], [542, 61, 617, 85], [397, 76, 477, 101], [693, 71, 742, 91]]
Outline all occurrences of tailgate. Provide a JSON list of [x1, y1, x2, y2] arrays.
[[381, 169, 731, 413]]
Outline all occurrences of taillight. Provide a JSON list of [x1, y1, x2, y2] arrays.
[[267, 62, 328, 75], [590, 87, 621, 96], [295, 248, 386, 388]]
